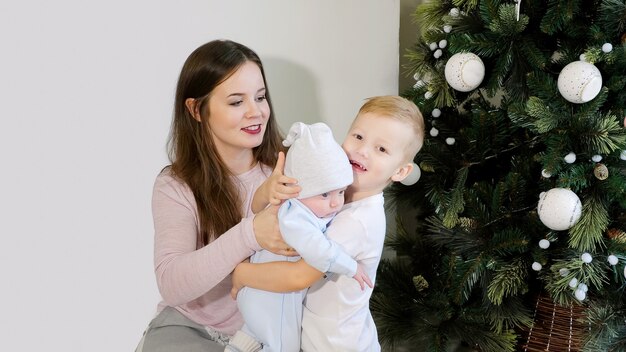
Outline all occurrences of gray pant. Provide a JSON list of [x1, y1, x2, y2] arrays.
[[136, 307, 227, 352]]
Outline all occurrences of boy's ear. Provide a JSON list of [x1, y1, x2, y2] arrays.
[[185, 98, 202, 122], [391, 162, 414, 182]]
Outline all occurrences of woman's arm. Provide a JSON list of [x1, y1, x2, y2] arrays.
[[232, 258, 324, 296], [153, 173, 261, 306]]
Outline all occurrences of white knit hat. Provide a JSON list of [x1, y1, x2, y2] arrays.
[[282, 122, 353, 199]]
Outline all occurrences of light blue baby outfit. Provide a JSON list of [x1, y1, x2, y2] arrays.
[[236, 199, 356, 352]]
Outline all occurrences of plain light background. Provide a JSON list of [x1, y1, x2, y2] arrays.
[[0, 1, 406, 350]]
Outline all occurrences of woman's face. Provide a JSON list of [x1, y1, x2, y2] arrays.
[[207, 61, 270, 158]]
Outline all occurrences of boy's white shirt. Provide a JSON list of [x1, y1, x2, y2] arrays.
[[301, 193, 385, 352]]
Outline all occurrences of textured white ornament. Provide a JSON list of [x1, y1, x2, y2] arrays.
[[602, 43, 613, 53], [569, 277, 578, 288], [439, 40, 448, 49], [537, 188, 582, 231], [400, 163, 421, 186], [444, 53, 485, 92], [559, 268, 570, 277], [557, 61, 603, 103], [564, 152, 577, 164], [434, 49, 443, 59], [608, 254, 619, 265], [574, 288, 586, 301], [620, 150, 626, 160], [591, 154, 602, 162], [425, 91, 433, 99], [443, 25, 452, 33], [532, 262, 542, 271], [449, 7, 460, 17], [539, 239, 550, 249], [430, 127, 439, 137], [432, 108, 441, 118], [541, 169, 552, 178], [429, 42, 438, 51], [578, 283, 588, 292], [581, 252, 593, 263], [446, 137, 456, 145]]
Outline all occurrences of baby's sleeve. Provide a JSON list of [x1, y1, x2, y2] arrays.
[[279, 201, 357, 277]]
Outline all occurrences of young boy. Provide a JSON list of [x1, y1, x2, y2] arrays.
[[231, 96, 425, 351], [227, 122, 372, 352]]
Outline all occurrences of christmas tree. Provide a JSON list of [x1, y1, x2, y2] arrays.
[[371, 1, 626, 351]]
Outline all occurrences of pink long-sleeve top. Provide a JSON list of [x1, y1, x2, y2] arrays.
[[152, 163, 270, 335]]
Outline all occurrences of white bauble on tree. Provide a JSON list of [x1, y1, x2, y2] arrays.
[[537, 188, 582, 231], [444, 52, 485, 92], [557, 61, 602, 103], [400, 163, 421, 186]]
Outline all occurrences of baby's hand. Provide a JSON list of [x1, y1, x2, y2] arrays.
[[265, 151, 300, 205], [352, 263, 373, 291]]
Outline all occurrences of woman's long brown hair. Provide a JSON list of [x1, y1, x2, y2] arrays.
[[167, 40, 283, 248]]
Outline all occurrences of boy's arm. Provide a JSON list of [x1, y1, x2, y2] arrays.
[[251, 152, 300, 214], [232, 259, 324, 296]]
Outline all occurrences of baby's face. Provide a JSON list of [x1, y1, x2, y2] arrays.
[[299, 187, 347, 218]]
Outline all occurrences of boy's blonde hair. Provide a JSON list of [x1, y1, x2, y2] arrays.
[[356, 96, 425, 160]]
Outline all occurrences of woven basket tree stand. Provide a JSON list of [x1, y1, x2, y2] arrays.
[[519, 293, 588, 351]]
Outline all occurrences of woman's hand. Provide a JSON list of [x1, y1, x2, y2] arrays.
[[264, 151, 301, 206], [253, 204, 298, 256], [251, 151, 301, 213]]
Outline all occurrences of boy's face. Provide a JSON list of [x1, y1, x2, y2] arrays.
[[342, 112, 414, 199], [299, 187, 347, 218]]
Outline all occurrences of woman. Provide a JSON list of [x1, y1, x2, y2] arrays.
[[137, 39, 296, 352]]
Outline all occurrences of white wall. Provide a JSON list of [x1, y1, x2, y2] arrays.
[[0, 1, 399, 351]]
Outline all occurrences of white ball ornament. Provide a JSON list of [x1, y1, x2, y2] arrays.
[[602, 43, 613, 53], [564, 152, 577, 164], [443, 25, 452, 33], [581, 252, 593, 263], [449, 7, 460, 17], [608, 255, 619, 265], [432, 108, 441, 118], [444, 52, 485, 92], [439, 39, 448, 49], [434, 49, 443, 59], [575, 288, 586, 301], [591, 154, 602, 162], [557, 61, 602, 103], [578, 283, 588, 292], [541, 169, 552, 178], [569, 277, 578, 288], [559, 268, 570, 277], [537, 188, 582, 231], [430, 127, 439, 137], [429, 42, 438, 51], [532, 262, 542, 271], [400, 163, 421, 186], [446, 137, 456, 145], [620, 150, 626, 160], [623, 266, 626, 279], [579, 54, 587, 62], [539, 239, 550, 249]]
